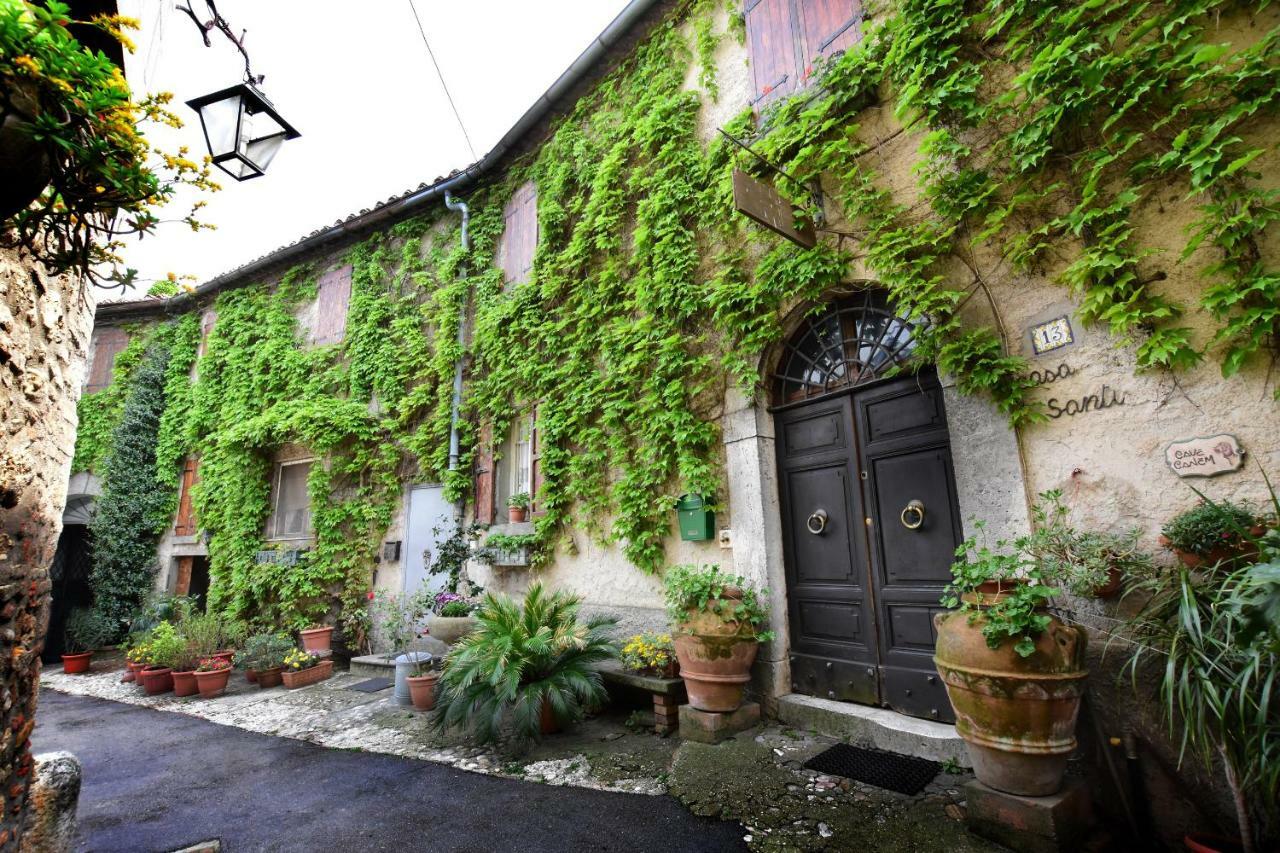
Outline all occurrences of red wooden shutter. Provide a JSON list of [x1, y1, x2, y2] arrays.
[[311, 264, 353, 345], [175, 457, 199, 535], [474, 422, 496, 525], [530, 406, 544, 517], [499, 181, 538, 287], [85, 327, 129, 392], [796, 0, 862, 77], [745, 0, 800, 107]]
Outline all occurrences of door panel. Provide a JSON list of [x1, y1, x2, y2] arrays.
[[403, 484, 456, 595], [776, 396, 878, 705]]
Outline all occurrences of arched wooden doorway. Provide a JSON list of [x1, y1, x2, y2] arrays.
[[772, 291, 961, 723]]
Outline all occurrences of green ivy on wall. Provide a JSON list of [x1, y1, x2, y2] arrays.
[[71, 0, 1280, 626]]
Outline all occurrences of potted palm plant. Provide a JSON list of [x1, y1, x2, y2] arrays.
[[507, 492, 531, 523], [432, 584, 617, 742], [664, 564, 772, 713], [1125, 492, 1279, 853], [60, 608, 114, 674]]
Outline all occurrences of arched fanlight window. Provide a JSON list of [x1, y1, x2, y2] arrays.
[[773, 292, 921, 403]]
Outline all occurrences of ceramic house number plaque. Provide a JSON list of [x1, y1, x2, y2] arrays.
[[1029, 316, 1074, 355], [1165, 434, 1245, 478]]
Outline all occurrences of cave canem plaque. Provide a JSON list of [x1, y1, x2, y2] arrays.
[[1165, 434, 1245, 478]]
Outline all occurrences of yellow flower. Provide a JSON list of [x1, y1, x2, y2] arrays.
[[13, 55, 40, 74]]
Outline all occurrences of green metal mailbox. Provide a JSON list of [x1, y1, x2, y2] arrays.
[[675, 494, 715, 541]]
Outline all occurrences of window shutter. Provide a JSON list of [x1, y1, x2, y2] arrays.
[[499, 181, 538, 288], [744, 0, 800, 107], [530, 406, 544, 517], [175, 458, 199, 535], [796, 0, 862, 77], [198, 309, 217, 357], [310, 264, 353, 346], [474, 422, 496, 525], [85, 327, 129, 392]]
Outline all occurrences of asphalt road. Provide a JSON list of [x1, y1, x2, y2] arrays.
[[33, 691, 748, 853]]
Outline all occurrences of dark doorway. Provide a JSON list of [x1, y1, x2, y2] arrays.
[[44, 524, 95, 662], [174, 555, 212, 609], [773, 294, 962, 723]]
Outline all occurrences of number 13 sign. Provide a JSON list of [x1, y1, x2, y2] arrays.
[[1030, 316, 1074, 355]]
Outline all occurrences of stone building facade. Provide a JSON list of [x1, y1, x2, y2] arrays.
[[67, 0, 1279, 846], [0, 247, 92, 850]]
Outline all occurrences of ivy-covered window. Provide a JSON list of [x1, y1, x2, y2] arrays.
[[85, 326, 129, 392], [744, 0, 862, 107], [498, 180, 538, 288], [267, 459, 313, 540], [309, 264, 353, 346], [478, 407, 543, 522]]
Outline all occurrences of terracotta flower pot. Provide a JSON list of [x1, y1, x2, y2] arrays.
[[1160, 530, 1262, 570], [427, 615, 478, 645], [539, 697, 560, 735], [300, 626, 334, 653], [1091, 565, 1124, 598], [61, 652, 92, 674], [194, 667, 232, 699], [213, 650, 235, 666], [172, 670, 199, 697], [933, 591, 1088, 797], [140, 666, 174, 696], [123, 660, 147, 683], [256, 666, 284, 689], [246, 668, 259, 683], [281, 659, 334, 689], [674, 586, 759, 713], [406, 671, 439, 711], [508, 506, 528, 523], [1183, 833, 1244, 853]]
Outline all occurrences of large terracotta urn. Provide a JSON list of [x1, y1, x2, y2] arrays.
[[933, 588, 1088, 796], [674, 586, 759, 713]]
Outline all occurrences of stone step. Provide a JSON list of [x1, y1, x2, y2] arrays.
[[776, 693, 970, 767]]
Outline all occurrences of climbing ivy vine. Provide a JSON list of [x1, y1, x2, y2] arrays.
[[72, 0, 1280, 623]]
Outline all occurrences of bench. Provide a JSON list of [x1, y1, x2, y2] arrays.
[[599, 660, 687, 734]]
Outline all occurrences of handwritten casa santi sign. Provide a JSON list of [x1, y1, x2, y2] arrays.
[[1045, 384, 1126, 418], [1165, 434, 1245, 477]]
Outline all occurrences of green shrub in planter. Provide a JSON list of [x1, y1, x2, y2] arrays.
[[1161, 499, 1258, 558], [63, 608, 115, 654]]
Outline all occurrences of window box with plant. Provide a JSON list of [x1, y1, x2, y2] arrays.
[[507, 491, 531, 524], [933, 518, 1088, 797], [280, 648, 333, 689], [479, 533, 536, 569], [60, 608, 114, 674], [427, 592, 478, 646], [433, 583, 617, 742], [193, 656, 232, 699], [663, 564, 773, 714], [1159, 499, 1264, 569]]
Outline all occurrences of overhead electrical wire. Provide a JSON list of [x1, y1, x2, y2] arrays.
[[407, 0, 479, 161]]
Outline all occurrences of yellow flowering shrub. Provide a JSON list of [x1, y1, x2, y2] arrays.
[[621, 632, 676, 676]]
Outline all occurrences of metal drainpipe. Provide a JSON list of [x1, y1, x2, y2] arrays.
[[443, 191, 470, 487]]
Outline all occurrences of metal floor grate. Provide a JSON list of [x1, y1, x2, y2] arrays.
[[803, 743, 940, 795], [347, 677, 394, 693]]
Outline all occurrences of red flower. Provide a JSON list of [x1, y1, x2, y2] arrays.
[[366, 590, 375, 600]]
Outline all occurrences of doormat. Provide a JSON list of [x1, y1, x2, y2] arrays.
[[803, 743, 940, 796], [347, 678, 393, 693]]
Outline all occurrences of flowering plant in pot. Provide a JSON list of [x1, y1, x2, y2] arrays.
[[621, 632, 678, 679], [1160, 499, 1264, 569], [172, 613, 222, 697], [280, 648, 333, 689], [427, 592, 478, 645], [123, 636, 150, 683], [935, 522, 1087, 797], [140, 621, 185, 695], [61, 607, 113, 674], [432, 584, 617, 743], [507, 491, 531, 523], [663, 564, 773, 714], [193, 656, 232, 699]]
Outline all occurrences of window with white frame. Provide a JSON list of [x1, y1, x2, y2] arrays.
[[267, 459, 313, 539], [495, 412, 538, 514]]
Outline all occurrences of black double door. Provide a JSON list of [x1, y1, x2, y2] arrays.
[[776, 371, 961, 723]]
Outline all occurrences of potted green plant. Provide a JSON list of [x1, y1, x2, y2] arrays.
[[280, 648, 333, 689], [60, 608, 114, 674], [193, 656, 232, 699], [405, 656, 439, 711], [235, 633, 293, 689], [663, 564, 773, 713], [507, 492, 531, 523], [173, 613, 222, 697], [1160, 500, 1262, 568], [1027, 489, 1155, 597], [933, 521, 1088, 797], [140, 621, 185, 695], [427, 592, 478, 645], [432, 583, 617, 742]]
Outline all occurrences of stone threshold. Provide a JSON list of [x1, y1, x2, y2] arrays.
[[775, 693, 970, 767]]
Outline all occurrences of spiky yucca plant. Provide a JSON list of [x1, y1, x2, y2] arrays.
[[432, 583, 618, 744]]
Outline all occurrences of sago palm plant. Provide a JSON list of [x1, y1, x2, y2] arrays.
[[432, 583, 618, 744]]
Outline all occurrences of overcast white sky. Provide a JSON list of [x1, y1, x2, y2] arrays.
[[115, 0, 629, 291]]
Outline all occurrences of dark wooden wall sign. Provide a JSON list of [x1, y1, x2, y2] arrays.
[[732, 169, 816, 248]]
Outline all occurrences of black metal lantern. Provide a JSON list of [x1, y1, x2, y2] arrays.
[[185, 83, 300, 181]]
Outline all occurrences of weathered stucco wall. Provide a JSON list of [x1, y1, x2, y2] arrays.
[[0, 246, 92, 851]]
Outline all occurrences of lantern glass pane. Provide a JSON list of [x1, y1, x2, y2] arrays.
[[199, 92, 245, 159]]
